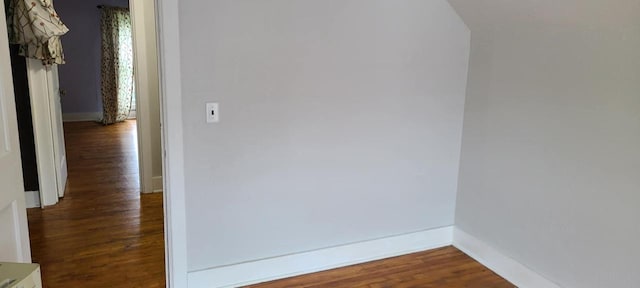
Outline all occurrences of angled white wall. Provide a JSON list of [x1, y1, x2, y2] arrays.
[[178, 0, 470, 274], [451, 1, 640, 287]]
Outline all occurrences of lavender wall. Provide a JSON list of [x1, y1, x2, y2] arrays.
[[55, 0, 128, 114]]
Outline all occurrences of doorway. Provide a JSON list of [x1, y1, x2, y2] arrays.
[[11, 0, 163, 208], [55, 0, 164, 198], [55, 0, 141, 197], [3, 0, 166, 285]]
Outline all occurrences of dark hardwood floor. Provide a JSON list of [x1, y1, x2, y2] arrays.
[[26, 120, 512, 288], [27, 120, 166, 287], [247, 246, 514, 288]]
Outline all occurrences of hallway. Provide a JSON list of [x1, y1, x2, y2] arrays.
[[27, 120, 165, 287]]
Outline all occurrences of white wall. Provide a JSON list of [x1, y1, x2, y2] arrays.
[[453, 1, 640, 287], [178, 0, 470, 272]]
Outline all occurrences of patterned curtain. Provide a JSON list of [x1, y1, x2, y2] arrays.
[[100, 6, 134, 125]]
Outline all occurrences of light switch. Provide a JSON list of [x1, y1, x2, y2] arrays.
[[206, 102, 219, 123]]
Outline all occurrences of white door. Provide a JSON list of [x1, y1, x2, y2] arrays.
[[26, 59, 59, 206], [47, 65, 67, 197], [26, 58, 69, 204], [0, 1, 32, 262]]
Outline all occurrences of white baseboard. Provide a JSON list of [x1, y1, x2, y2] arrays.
[[152, 176, 163, 193], [188, 226, 453, 288], [62, 112, 101, 122], [452, 227, 561, 288], [25, 191, 40, 208]]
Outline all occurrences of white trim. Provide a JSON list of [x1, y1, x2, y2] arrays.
[[47, 66, 68, 199], [57, 155, 67, 197], [452, 227, 561, 288], [150, 176, 163, 193], [24, 191, 41, 208], [156, 0, 188, 286], [62, 112, 101, 122], [26, 60, 59, 207], [188, 226, 453, 288], [130, 0, 154, 194]]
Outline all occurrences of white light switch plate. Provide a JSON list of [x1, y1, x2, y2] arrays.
[[206, 103, 219, 123]]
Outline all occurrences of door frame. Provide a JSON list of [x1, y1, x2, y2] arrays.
[[155, 0, 188, 286], [130, 0, 155, 194], [28, 0, 160, 206], [23, 0, 189, 285]]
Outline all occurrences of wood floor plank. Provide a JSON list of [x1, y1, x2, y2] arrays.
[[27, 120, 166, 288], [246, 247, 515, 288]]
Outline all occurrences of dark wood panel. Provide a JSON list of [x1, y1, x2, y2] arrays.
[[27, 120, 166, 287], [9, 44, 39, 191]]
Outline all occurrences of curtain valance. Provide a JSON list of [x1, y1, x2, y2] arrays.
[[7, 0, 69, 65]]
